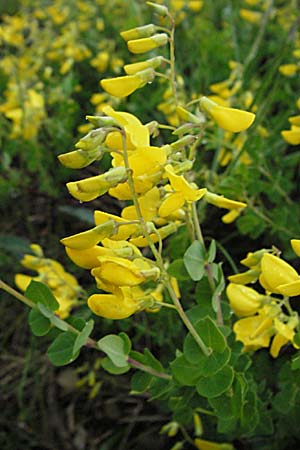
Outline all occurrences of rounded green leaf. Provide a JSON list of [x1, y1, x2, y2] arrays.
[[28, 308, 51, 336], [183, 240, 206, 281], [196, 365, 234, 398], [97, 334, 128, 367], [47, 331, 79, 366], [25, 280, 59, 311], [171, 354, 203, 386], [184, 316, 227, 366], [101, 357, 130, 375], [73, 319, 94, 355]]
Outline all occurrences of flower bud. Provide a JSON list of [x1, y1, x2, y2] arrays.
[[75, 128, 107, 150], [86, 115, 120, 127], [124, 56, 164, 75], [120, 24, 157, 42], [127, 33, 168, 54], [58, 148, 103, 169], [146, 2, 169, 16]]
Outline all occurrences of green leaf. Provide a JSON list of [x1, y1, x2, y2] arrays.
[[171, 354, 203, 386], [195, 277, 212, 305], [196, 365, 234, 398], [28, 309, 51, 336], [73, 319, 94, 355], [131, 371, 153, 394], [37, 303, 68, 331], [47, 331, 79, 366], [207, 239, 216, 263], [101, 357, 130, 375], [291, 354, 300, 371], [25, 280, 59, 311], [144, 348, 164, 372], [183, 316, 227, 368], [183, 240, 206, 281], [97, 334, 128, 367], [167, 259, 190, 280], [211, 264, 225, 313], [119, 332, 131, 354]]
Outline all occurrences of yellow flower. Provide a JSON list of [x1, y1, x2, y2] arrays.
[[200, 96, 255, 132], [240, 8, 262, 24], [259, 253, 300, 294], [66, 167, 127, 202], [60, 221, 116, 250], [65, 245, 114, 269], [121, 187, 160, 222], [127, 33, 168, 54], [226, 283, 262, 317], [233, 312, 274, 351], [270, 316, 299, 358], [94, 210, 138, 241], [88, 289, 139, 319], [291, 239, 300, 257], [91, 256, 159, 287], [279, 64, 298, 77], [159, 164, 206, 217], [15, 246, 81, 319], [101, 68, 155, 97], [103, 105, 150, 148], [124, 56, 163, 75], [205, 191, 246, 210], [120, 24, 157, 42], [281, 126, 300, 145], [194, 437, 234, 450], [228, 270, 260, 285]]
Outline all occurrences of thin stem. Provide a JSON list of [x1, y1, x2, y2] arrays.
[[0, 279, 35, 309], [120, 132, 210, 356], [243, 0, 274, 70], [127, 357, 172, 380], [166, 281, 211, 356], [167, 12, 178, 105]]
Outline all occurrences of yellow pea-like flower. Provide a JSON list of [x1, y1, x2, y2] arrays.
[[65, 245, 114, 269], [226, 283, 262, 317], [58, 148, 103, 169], [88, 291, 139, 319], [94, 210, 138, 240], [281, 126, 300, 145], [278, 64, 298, 77], [127, 33, 168, 54], [200, 96, 255, 133], [60, 221, 116, 250], [205, 191, 246, 210], [101, 68, 154, 97], [92, 258, 145, 287], [124, 56, 163, 75], [228, 270, 260, 285], [260, 253, 300, 293], [240, 8, 262, 24], [120, 24, 157, 42], [15, 273, 33, 292], [291, 239, 300, 257], [233, 314, 273, 351]]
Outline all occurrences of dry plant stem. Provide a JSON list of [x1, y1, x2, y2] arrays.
[[120, 131, 210, 357]]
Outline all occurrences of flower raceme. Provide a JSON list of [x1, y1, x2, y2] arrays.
[[15, 244, 82, 319], [227, 240, 300, 357]]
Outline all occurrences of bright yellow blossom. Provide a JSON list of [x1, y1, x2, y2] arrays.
[[200, 96, 255, 133]]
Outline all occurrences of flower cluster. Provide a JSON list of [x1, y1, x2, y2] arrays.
[[15, 244, 82, 318], [226, 240, 300, 357], [281, 98, 300, 146]]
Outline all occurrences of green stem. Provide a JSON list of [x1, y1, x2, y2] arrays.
[[127, 357, 172, 380], [0, 279, 35, 309], [120, 131, 210, 357], [167, 12, 178, 105]]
